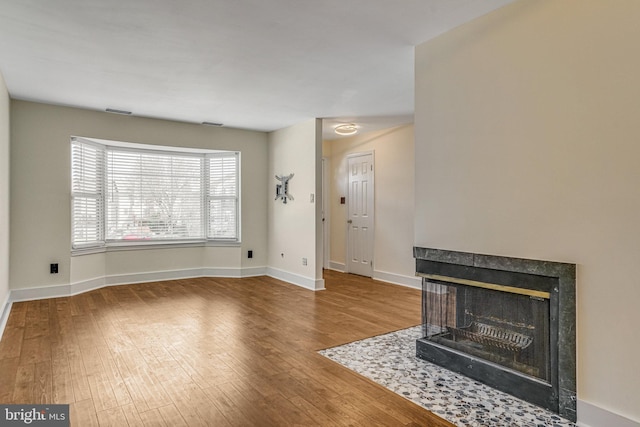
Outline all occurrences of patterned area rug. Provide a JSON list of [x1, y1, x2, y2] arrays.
[[319, 326, 575, 427]]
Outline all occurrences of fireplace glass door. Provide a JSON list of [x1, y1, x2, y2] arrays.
[[423, 280, 550, 383]]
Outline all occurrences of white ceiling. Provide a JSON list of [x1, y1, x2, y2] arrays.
[[0, 0, 515, 139]]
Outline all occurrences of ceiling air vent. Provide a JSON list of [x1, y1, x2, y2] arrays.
[[105, 108, 132, 115], [202, 121, 223, 127]]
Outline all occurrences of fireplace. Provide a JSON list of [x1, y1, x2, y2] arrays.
[[414, 248, 576, 422]]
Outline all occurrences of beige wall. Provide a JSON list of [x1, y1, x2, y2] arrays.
[[10, 101, 268, 290], [267, 119, 324, 289], [415, 0, 640, 422], [325, 124, 416, 285], [0, 72, 9, 308]]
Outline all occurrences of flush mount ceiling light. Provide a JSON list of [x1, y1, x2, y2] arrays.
[[334, 123, 358, 136]]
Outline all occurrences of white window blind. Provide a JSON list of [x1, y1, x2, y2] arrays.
[[207, 153, 239, 239], [71, 137, 239, 250], [107, 149, 204, 241], [71, 139, 105, 249]]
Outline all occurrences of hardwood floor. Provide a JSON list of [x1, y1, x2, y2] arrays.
[[0, 270, 454, 426]]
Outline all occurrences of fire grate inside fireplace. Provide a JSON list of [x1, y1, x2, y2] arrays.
[[448, 322, 532, 352]]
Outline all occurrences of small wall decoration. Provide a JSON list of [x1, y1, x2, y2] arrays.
[[275, 173, 294, 204]]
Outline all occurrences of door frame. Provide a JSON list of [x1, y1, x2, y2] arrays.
[[322, 157, 330, 270], [346, 150, 375, 277]]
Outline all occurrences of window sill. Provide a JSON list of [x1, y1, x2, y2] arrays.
[[71, 240, 241, 256]]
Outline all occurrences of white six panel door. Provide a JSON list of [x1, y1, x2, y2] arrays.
[[347, 152, 374, 277]]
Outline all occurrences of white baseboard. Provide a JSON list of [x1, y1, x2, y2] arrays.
[[71, 277, 106, 295], [0, 293, 11, 341], [106, 267, 269, 285], [106, 268, 206, 286], [577, 399, 639, 427], [327, 264, 420, 290], [266, 267, 325, 291], [11, 283, 73, 302], [9, 265, 326, 304], [9, 266, 268, 303], [328, 261, 345, 272], [238, 266, 269, 277], [373, 270, 421, 289]]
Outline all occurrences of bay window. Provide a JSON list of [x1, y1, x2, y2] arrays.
[[71, 137, 239, 251]]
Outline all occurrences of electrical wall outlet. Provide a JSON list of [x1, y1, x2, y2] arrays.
[[50, 263, 58, 274], [302, 258, 307, 266]]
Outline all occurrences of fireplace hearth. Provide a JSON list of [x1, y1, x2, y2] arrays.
[[414, 247, 576, 422]]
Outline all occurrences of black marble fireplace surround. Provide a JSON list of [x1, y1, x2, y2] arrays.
[[413, 247, 576, 422]]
